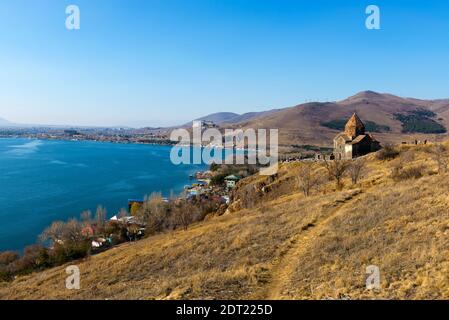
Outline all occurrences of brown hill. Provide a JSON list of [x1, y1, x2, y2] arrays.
[[227, 91, 449, 147], [1, 141, 449, 299]]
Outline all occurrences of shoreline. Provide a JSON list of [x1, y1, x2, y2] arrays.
[[0, 137, 209, 252], [0, 135, 177, 147], [0, 136, 254, 152]]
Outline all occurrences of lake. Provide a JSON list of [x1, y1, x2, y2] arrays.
[[0, 138, 206, 252]]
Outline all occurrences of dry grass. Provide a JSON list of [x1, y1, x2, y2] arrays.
[[1, 142, 449, 300], [275, 174, 449, 299], [0, 190, 354, 300]]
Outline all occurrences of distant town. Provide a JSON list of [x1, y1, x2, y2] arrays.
[[0, 126, 174, 145]]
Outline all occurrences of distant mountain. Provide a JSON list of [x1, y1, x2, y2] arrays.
[[228, 91, 449, 147], [194, 112, 240, 124], [226, 110, 280, 124], [186, 109, 280, 127]]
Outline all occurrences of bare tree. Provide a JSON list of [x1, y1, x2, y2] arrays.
[[297, 162, 319, 196], [139, 193, 169, 234], [39, 219, 84, 244], [348, 158, 366, 185], [39, 221, 66, 244], [117, 208, 128, 219], [95, 206, 106, 224], [172, 200, 198, 231], [80, 210, 92, 223], [428, 143, 448, 174], [322, 158, 349, 190]]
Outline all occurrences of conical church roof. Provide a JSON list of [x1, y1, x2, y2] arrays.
[[344, 113, 365, 138]]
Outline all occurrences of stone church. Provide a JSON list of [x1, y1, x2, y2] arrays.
[[333, 113, 381, 160]]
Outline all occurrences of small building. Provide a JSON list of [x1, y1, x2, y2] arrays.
[[224, 175, 241, 189], [92, 238, 107, 249], [81, 225, 97, 237], [333, 113, 381, 160], [110, 215, 137, 225]]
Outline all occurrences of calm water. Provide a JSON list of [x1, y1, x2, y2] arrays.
[[0, 138, 206, 252]]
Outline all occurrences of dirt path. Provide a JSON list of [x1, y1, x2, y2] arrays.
[[263, 188, 364, 300]]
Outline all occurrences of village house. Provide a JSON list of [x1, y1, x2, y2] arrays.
[[332, 113, 381, 160], [224, 175, 241, 190]]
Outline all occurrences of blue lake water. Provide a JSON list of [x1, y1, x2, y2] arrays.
[[0, 138, 206, 252]]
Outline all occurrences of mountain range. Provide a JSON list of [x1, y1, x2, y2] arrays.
[[3, 91, 449, 147], [192, 91, 449, 147], [191, 109, 280, 125]]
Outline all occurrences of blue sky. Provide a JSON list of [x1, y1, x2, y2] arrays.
[[0, 0, 448, 127]]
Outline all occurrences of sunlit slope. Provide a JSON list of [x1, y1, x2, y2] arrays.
[[1, 143, 449, 300], [233, 91, 449, 147]]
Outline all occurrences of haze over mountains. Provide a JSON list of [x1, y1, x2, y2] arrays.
[[0, 117, 129, 129], [0, 117, 59, 128], [0, 117, 14, 126]]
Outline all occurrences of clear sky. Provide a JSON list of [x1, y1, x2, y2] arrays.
[[1, 0, 449, 127]]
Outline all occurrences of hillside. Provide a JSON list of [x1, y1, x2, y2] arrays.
[[190, 110, 279, 126], [193, 112, 240, 124], [223, 91, 449, 148], [1, 142, 449, 299]]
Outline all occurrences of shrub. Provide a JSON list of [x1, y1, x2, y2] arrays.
[[0, 268, 10, 282], [104, 221, 128, 244], [209, 163, 258, 186], [0, 251, 20, 266], [50, 241, 90, 265], [138, 193, 170, 235], [171, 201, 197, 231], [426, 143, 449, 174], [322, 159, 350, 190], [0, 251, 20, 282], [4, 245, 51, 278], [210, 173, 228, 186], [210, 162, 219, 172], [348, 159, 366, 185], [40, 219, 87, 244], [376, 144, 399, 160], [297, 162, 320, 196], [391, 162, 425, 181]]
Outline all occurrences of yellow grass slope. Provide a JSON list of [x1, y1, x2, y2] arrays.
[[1, 143, 449, 300]]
